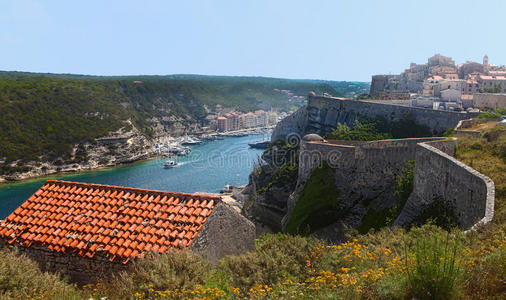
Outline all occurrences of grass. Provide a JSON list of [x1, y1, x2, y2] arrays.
[[477, 107, 506, 119], [404, 232, 464, 299], [0, 225, 504, 299], [455, 125, 505, 225], [285, 161, 341, 234]]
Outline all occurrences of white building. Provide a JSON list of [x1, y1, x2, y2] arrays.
[[440, 89, 462, 102]]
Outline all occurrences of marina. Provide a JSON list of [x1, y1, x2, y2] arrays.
[[0, 133, 270, 219]]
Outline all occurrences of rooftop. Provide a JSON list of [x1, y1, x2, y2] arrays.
[[0, 180, 220, 264], [479, 75, 506, 80]]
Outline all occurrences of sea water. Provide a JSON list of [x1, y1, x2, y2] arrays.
[[0, 134, 268, 218]]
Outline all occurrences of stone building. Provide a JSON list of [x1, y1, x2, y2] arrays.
[[370, 54, 456, 98], [217, 116, 228, 132], [0, 180, 255, 283], [440, 88, 462, 102], [477, 74, 506, 93], [473, 93, 506, 109], [371, 54, 506, 100]]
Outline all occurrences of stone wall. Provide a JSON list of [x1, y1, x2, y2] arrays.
[[306, 95, 479, 136], [473, 93, 506, 110], [281, 136, 457, 233], [190, 202, 255, 264], [453, 118, 486, 137], [282, 134, 493, 235], [0, 240, 128, 284], [395, 141, 494, 230], [271, 105, 308, 141], [271, 94, 479, 141]]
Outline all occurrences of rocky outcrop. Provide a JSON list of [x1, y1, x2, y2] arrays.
[[270, 106, 308, 142], [0, 114, 210, 183], [0, 123, 154, 183]]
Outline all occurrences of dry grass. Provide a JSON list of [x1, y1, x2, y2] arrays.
[[455, 125, 506, 231], [0, 248, 77, 299]]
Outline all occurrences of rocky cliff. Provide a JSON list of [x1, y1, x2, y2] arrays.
[[0, 122, 154, 182], [0, 113, 209, 183]]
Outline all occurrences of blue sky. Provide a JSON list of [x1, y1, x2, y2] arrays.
[[1, 0, 505, 81]]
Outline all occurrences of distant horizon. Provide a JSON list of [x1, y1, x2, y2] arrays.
[[1, 0, 505, 81], [0, 69, 372, 83]]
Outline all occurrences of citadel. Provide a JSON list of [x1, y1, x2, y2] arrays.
[[370, 54, 506, 110]]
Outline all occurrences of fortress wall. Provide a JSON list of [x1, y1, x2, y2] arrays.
[[473, 93, 506, 110], [395, 141, 494, 230], [307, 95, 479, 136], [297, 141, 355, 184], [272, 94, 478, 142], [270, 106, 307, 141], [284, 135, 492, 232], [283, 137, 458, 231]]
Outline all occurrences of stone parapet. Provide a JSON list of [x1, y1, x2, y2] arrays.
[[282, 134, 492, 233]]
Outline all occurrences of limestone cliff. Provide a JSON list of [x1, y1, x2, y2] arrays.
[[0, 115, 207, 183], [0, 122, 154, 182]]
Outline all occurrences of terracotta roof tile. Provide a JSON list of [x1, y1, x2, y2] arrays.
[[0, 180, 220, 264]]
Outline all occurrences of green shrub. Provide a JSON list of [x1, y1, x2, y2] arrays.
[[0, 248, 76, 299], [325, 121, 392, 141], [102, 250, 210, 299], [404, 231, 464, 300], [463, 238, 506, 298], [219, 233, 323, 292], [443, 128, 454, 137], [285, 161, 341, 234], [477, 107, 506, 119]]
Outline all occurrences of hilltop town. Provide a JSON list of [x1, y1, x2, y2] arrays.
[[370, 54, 506, 111]]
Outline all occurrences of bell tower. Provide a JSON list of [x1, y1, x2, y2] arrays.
[[483, 55, 489, 72]]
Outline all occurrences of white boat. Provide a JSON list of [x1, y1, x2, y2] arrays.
[[182, 135, 202, 145], [220, 184, 233, 193], [163, 160, 178, 168]]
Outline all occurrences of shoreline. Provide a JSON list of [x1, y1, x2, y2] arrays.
[[0, 155, 162, 188], [0, 129, 273, 188]]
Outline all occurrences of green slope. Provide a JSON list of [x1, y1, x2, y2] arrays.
[[0, 73, 341, 170]]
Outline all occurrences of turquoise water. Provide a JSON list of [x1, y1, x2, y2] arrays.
[[0, 134, 268, 219]]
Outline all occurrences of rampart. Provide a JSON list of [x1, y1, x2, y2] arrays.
[[282, 135, 494, 233], [395, 141, 495, 230], [473, 93, 506, 110], [272, 94, 479, 141], [306, 95, 479, 136]]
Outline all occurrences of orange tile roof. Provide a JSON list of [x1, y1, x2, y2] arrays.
[[0, 180, 220, 264]]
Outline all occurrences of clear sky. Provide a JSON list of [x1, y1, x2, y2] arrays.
[[1, 0, 505, 81]]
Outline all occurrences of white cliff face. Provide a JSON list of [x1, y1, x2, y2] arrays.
[[0, 124, 155, 182], [270, 106, 308, 142], [0, 111, 213, 183]]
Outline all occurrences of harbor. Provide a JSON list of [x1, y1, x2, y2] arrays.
[[0, 133, 270, 219], [154, 127, 273, 158]]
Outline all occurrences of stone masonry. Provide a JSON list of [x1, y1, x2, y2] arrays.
[[281, 135, 494, 234], [272, 94, 479, 141]]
